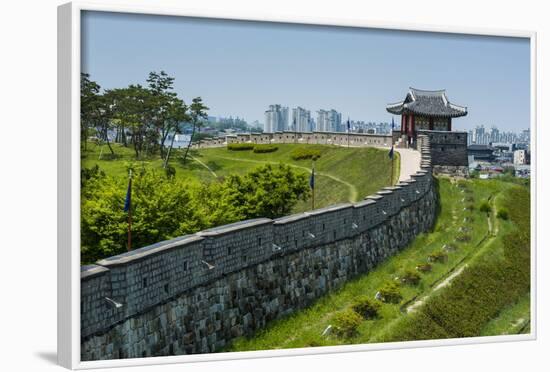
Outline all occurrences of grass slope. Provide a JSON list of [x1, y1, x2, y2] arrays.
[[82, 142, 400, 213], [226, 178, 528, 351]]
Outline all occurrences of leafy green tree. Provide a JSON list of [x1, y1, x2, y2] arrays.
[[80, 164, 310, 263], [182, 97, 209, 164], [80, 73, 101, 151], [224, 164, 311, 219], [162, 97, 189, 168], [107, 85, 154, 159], [146, 71, 181, 158], [81, 167, 207, 263]]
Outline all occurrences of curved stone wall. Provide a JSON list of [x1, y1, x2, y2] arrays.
[[80, 135, 436, 360]]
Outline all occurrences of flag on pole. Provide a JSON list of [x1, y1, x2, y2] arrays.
[[309, 164, 315, 189], [391, 116, 395, 130], [388, 146, 394, 159], [347, 118, 351, 132], [124, 173, 132, 212]]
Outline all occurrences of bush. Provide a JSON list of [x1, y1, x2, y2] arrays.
[[332, 309, 363, 337], [400, 269, 421, 286], [497, 208, 509, 220], [351, 296, 381, 319], [416, 263, 432, 273], [480, 202, 491, 214], [253, 144, 278, 153], [377, 281, 402, 304], [164, 165, 176, 178], [428, 250, 448, 263], [456, 233, 471, 242], [290, 147, 322, 161], [227, 143, 254, 151], [443, 243, 458, 252]]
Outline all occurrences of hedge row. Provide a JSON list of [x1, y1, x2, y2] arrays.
[[253, 144, 278, 153], [380, 185, 530, 341], [290, 147, 322, 160], [227, 143, 279, 153], [227, 143, 255, 151]]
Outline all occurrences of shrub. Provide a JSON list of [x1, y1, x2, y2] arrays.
[[456, 233, 471, 242], [332, 309, 363, 337], [400, 269, 421, 286], [497, 208, 509, 220], [443, 243, 458, 252], [480, 202, 491, 214], [416, 263, 432, 273], [227, 143, 254, 151], [377, 281, 402, 304], [428, 250, 448, 263], [253, 144, 278, 153], [164, 165, 176, 178], [351, 296, 381, 319], [290, 147, 322, 161]]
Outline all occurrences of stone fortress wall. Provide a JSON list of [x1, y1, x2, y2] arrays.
[[192, 131, 393, 149], [417, 130, 469, 177], [80, 135, 438, 360]]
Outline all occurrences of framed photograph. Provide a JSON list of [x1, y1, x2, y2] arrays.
[[58, 1, 536, 369]]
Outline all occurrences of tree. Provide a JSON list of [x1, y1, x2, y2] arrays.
[[146, 71, 179, 158], [93, 92, 116, 156], [107, 85, 154, 159], [80, 73, 101, 151], [223, 164, 311, 218], [163, 97, 189, 168], [181, 97, 209, 164]]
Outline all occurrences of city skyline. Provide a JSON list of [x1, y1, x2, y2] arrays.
[[82, 11, 530, 132]]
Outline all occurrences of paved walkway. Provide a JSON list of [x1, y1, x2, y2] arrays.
[[395, 148, 421, 182]]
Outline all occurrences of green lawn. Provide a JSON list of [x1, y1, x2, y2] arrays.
[[480, 293, 531, 336], [82, 142, 400, 214], [226, 178, 529, 351]]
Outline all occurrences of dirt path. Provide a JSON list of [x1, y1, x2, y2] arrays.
[[189, 155, 218, 178], [406, 194, 498, 314], [406, 265, 468, 313], [209, 155, 359, 201]]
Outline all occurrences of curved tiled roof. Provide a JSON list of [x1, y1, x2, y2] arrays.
[[386, 88, 467, 118]]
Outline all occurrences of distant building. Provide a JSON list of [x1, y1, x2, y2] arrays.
[[316, 109, 342, 132], [264, 104, 289, 133], [292, 106, 313, 132], [468, 144, 495, 162], [514, 149, 528, 165]]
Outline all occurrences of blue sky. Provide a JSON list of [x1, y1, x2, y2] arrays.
[[81, 11, 530, 132]]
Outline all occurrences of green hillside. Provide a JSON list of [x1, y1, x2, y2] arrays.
[[226, 178, 530, 351], [82, 142, 400, 213]]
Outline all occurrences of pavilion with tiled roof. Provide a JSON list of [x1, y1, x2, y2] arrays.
[[387, 88, 467, 145]]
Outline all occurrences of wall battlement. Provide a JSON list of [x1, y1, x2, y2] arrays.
[[81, 136, 436, 360], [192, 130, 393, 149]]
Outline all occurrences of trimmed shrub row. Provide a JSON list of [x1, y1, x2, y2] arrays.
[[290, 147, 322, 160], [253, 144, 278, 153], [227, 143, 254, 151]]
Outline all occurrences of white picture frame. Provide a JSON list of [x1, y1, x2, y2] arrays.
[[58, 1, 537, 369]]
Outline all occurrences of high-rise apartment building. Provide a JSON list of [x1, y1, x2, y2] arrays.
[[292, 107, 313, 132], [264, 104, 289, 133], [316, 109, 342, 132]]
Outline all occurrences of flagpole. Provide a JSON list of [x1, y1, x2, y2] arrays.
[[347, 117, 350, 148], [391, 150, 394, 186], [127, 169, 132, 252], [311, 161, 315, 210]]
